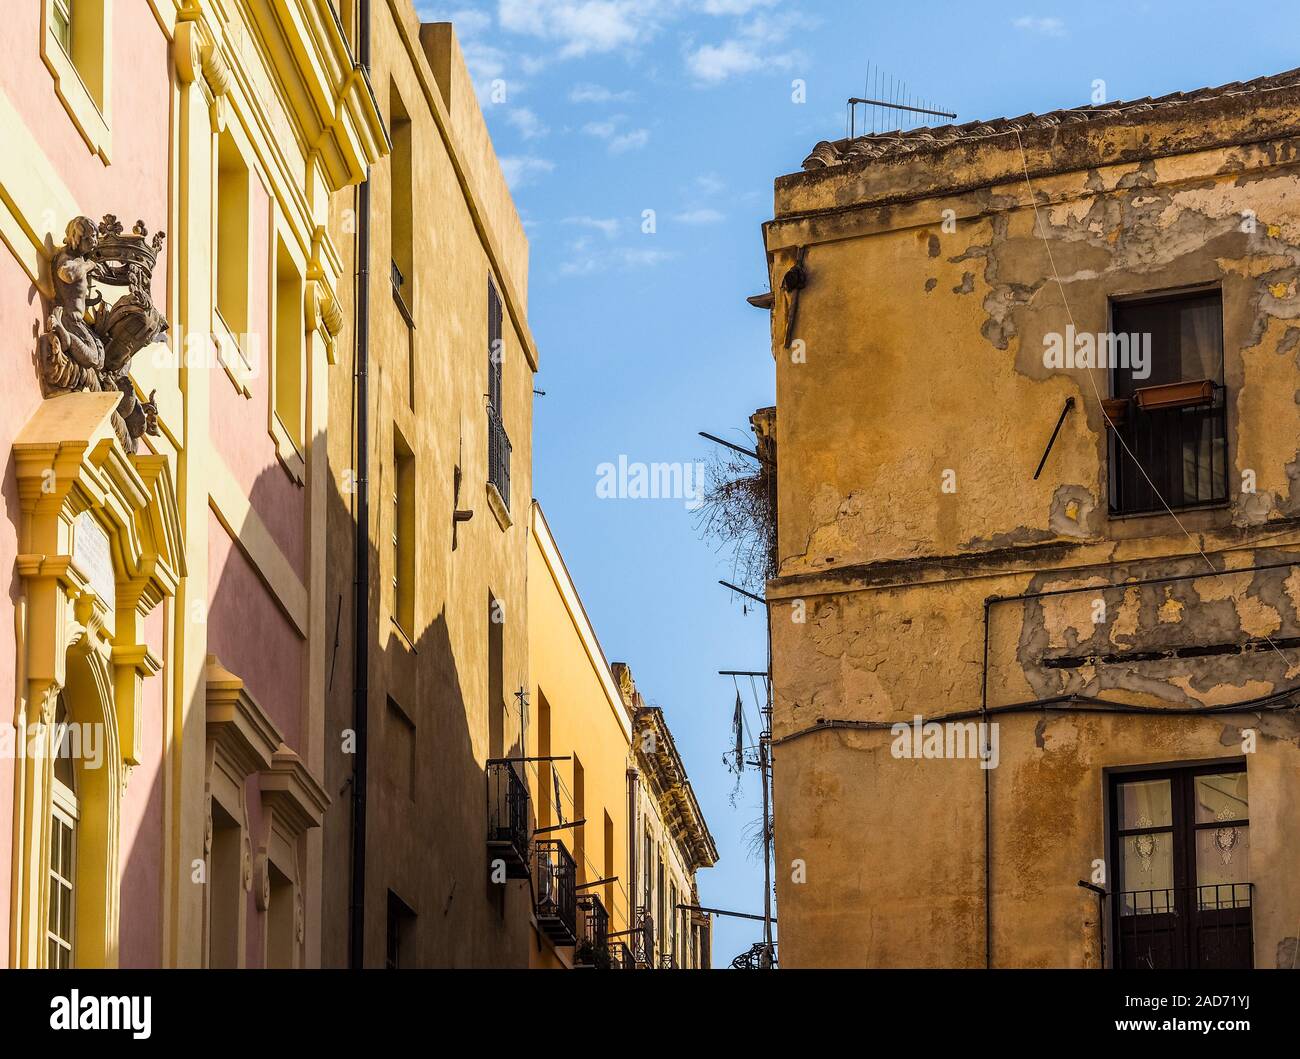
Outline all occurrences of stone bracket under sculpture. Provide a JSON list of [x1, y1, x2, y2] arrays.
[[38, 214, 169, 453]]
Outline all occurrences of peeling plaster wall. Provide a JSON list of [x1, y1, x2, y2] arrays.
[[765, 113, 1300, 968]]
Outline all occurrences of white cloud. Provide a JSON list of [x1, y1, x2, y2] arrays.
[[461, 41, 508, 81], [506, 107, 549, 139], [673, 208, 724, 225], [565, 216, 621, 238], [580, 116, 647, 152], [1012, 15, 1066, 36], [499, 155, 556, 188], [686, 9, 811, 83], [560, 243, 677, 276], [686, 39, 764, 82], [609, 128, 649, 152], [498, 0, 666, 59], [569, 82, 634, 103], [418, 6, 493, 36], [701, 0, 776, 12], [695, 173, 725, 195], [616, 246, 675, 268]]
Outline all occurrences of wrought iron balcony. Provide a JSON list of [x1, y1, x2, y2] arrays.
[[1115, 883, 1253, 969], [487, 405, 512, 510], [533, 840, 577, 945], [573, 893, 610, 968], [485, 762, 530, 879], [607, 941, 635, 970], [659, 952, 678, 969]]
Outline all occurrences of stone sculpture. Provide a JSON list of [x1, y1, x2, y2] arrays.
[[38, 214, 168, 452]]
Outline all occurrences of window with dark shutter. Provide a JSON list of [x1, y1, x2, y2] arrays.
[[1108, 289, 1227, 516], [486, 277, 511, 509]]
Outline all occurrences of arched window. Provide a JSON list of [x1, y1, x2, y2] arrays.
[[48, 693, 78, 969]]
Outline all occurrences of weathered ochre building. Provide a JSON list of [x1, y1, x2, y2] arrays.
[[322, 5, 538, 967], [761, 70, 1300, 968]]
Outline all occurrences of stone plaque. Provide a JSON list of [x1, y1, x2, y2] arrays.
[[73, 511, 115, 609]]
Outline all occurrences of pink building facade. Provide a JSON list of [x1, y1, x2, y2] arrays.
[[0, 0, 381, 968]]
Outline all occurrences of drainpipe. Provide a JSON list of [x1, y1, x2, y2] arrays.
[[349, 0, 373, 971]]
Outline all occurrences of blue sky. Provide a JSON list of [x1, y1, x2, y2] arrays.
[[417, 0, 1300, 966]]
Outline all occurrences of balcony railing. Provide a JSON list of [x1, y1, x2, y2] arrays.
[[533, 840, 577, 945], [1109, 390, 1227, 516], [573, 893, 610, 968], [631, 908, 654, 969], [607, 941, 635, 970], [659, 952, 677, 969], [1115, 883, 1253, 969], [487, 405, 512, 511], [485, 762, 529, 879]]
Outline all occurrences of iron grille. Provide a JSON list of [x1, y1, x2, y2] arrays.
[[1109, 391, 1227, 515], [487, 405, 512, 510], [1115, 883, 1253, 969]]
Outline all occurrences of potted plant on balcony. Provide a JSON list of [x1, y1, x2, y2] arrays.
[[574, 939, 611, 969]]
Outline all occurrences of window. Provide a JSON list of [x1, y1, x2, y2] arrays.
[[386, 891, 416, 969], [216, 132, 251, 338], [47, 694, 77, 969], [391, 430, 414, 633], [486, 278, 511, 510], [265, 864, 296, 969], [1109, 289, 1226, 516], [572, 756, 585, 881], [668, 881, 678, 963], [656, 856, 665, 957], [272, 236, 305, 465], [603, 812, 615, 915], [208, 801, 242, 969], [41, 0, 111, 161], [52, 0, 72, 52], [642, 829, 653, 911], [1110, 762, 1252, 969], [536, 691, 552, 828], [389, 83, 414, 327], [488, 594, 506, 759], [385, 697, 416, 801]]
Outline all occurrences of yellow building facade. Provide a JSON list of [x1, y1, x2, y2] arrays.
[[761, 71, 1300, 968], [2, 0, 383, 968], [529, 504, 717, 969]]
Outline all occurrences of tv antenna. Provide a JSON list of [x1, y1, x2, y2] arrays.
[[848, 62, 956, 139]]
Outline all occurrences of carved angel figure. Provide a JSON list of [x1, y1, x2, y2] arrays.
[[37, 215, 167, 452], [40, 218, 106, 392]]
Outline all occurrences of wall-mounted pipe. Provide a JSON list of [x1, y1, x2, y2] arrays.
[[348, 0, 373, 971]]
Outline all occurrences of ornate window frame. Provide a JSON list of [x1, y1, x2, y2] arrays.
[[205, 657, 327, 968], [10, 392, 181, 967], [40, 0, 113, 164]]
